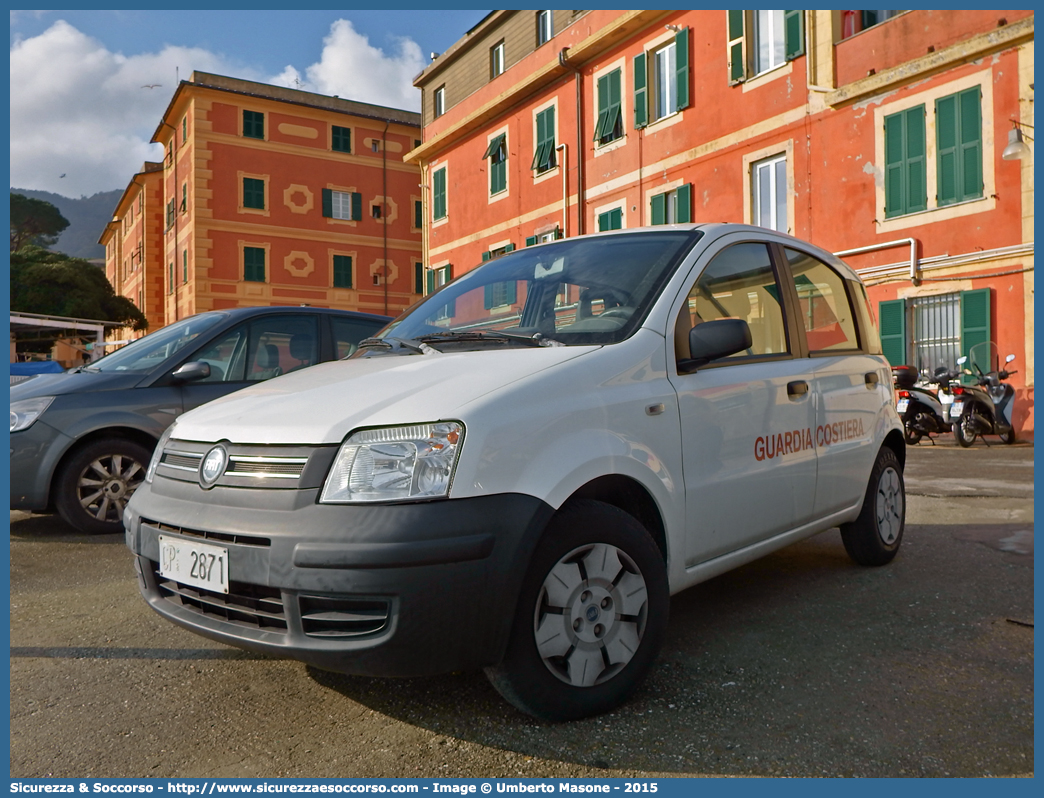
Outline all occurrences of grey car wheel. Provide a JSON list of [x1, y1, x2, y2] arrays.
[[55, 437, 152, 534], [840, 446, 906, 566]]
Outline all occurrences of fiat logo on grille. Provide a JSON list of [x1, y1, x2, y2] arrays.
[[199, 444, 228, 489]]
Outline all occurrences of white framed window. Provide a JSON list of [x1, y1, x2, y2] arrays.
[[434, 86, 445, 118], [490, 41, 505, 78], [329, 190, 357, 221], [754, 10, 786, 75], [537, 10, 553, 46], [652, 40, 678, 121], [752, 154, 787, 232]]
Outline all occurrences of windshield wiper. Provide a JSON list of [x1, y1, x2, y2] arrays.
[[416, 330, 562, 348], [357, 337, 438, 355]]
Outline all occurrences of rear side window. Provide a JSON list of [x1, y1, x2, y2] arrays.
[[784, 249, 859, 352], [193, 315, 319, 382]]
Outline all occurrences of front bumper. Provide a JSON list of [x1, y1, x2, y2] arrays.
[[125, 478, 553, 677], [10, 421, 71, 511]]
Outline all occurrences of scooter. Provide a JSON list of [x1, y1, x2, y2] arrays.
[[951, 350, 1018, 447], [892, 365, 952, 445]]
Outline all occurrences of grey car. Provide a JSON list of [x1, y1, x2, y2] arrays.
[[10, 305, 390, 534]]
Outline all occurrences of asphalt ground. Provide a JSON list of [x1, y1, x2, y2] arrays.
[[9, 441, 1034, 778]]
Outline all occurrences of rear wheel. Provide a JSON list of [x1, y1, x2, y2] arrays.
[[485, 499, 669, 721], [954, 412, 977, 448], [903, 423, 922, 446], [840, 447, 905, 567], [999, 426, 1016, 445], [54, 437, 152, 534]]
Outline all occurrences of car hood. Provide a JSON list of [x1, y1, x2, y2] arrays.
[[9, 370, 146, 400], [170, 346, 599, 445]]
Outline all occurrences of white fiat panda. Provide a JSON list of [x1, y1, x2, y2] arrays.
[[125, 224, 905, 721]]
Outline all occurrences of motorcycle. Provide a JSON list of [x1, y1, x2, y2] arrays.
[[893, 364, 955, 445], [951, 344, 1018, 447]]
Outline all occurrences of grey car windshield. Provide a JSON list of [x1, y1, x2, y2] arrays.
[[376, 231, 700, 349], [86, 313, 226, 372]]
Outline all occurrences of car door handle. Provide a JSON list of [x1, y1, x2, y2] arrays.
[[864, 371, 879, 388], [787, 380, 809, 398]]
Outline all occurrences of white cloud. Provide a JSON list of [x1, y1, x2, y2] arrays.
[[9, 18, 423, 198]]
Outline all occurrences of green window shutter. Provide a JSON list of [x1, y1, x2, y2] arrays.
[[958, 87, 983, 201], [481, 251, 491, 262], [482, 135, 504, 159], [884, 106, 926, 218], [243, 178, 264, 209], [332, 125, 351, 153], [414, 262, 424, 294], [351, 192, 362, 222], [674, 28, 690, 110], [322, 188, 333, 218], [414, 200, 423, 229], [650, 193, 666, 225], [525, 235, 537, 246], [484, 283, 495, 309], [243, 110, 263, 139], [532, 108, 555, 172], [884, 112, 905, 217], [433, 169, 446, 219], [904, 106, 927, 214], [960, 288, 990, 363], [244, 247, 265, 283], [633, 53, 648, 129], [426, 268, 434, 294], [505, 243, 515, 253], [598, 209, 622, 231], [594, 74, 611, 141], [676, 183, 692, 223], [784, 10, 804, 61], [333, 255, 352, 288], [727, 10, 746, 84], [168, 262, 173, 292], [878, 299, 907, 366], [935, 93, 958, 206], [182, 249, 188, 283]]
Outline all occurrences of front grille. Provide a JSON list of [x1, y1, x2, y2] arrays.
[[151, 560, 287, 633], [142, 519, 271, 548], [162, 450, 202, 471], [299, 595, 391, 638], [227, 456, 307, 478]]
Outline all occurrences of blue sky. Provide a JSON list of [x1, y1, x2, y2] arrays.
[[9, 9, 490, 198]]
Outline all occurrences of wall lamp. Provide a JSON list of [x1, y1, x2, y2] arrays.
[[664, 24, 683, 32], [1002, 120, 1033, 161]]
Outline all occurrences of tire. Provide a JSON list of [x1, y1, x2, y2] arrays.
[[485, 499, 669, 721], [840, 447, 905, 567], [953, 412, 977, 448], [999, 426, 1016, 445], [54, 437, 152, 534], [903, 423, 922, 446]]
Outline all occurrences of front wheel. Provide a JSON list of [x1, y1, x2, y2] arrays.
[[54, 437, 152, 534], [903, 423, 922, 446], [998, 426, 1016, 444], [840, 446, 905, 567], [485, 500, 669, 721], [953, 412, 977, 448]]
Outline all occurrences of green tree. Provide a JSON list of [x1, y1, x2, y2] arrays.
[[10, 247, 148, 331], [10, 192, 70, 251]]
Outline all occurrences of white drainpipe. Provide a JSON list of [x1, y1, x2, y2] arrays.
[[835, 238, 920, 285]]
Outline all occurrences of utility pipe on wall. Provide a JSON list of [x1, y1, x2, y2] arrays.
[[835, 238, 920, 285]]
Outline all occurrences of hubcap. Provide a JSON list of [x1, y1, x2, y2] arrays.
[[874, 466, 903, 545], [533, 543, 648, 687], [77, 454, 145, 523]]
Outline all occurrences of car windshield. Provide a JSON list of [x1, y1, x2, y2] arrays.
[[86, 313, 226, 372], [370, 231, 700, 351]]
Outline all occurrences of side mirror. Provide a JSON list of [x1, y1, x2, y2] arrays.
[[1005, 354, 1016, 363], [680, 318, 753, 372], [171, 361, 211, 383], [957, 356, 967, 365]]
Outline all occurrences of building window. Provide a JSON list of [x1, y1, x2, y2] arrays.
[[180, 183, 187, 213], [244, 247, 266, 282], [182, 249, 188, 284], [884, 106, 927, 218], [727, 10, 803, 84], [371, 140, 380, 153], [243, 110, 264, 139], [752, 154, 787, 232], [840, 10, 904, 39], [936, 87, 982, 207], [650, 184, 692, 225], [597, 208, 623, 231], [634, 29, 689, 128], [168, 262, 174, 293], [332, 125, 351, 153], [243, 178, 265, 210], [165, 199, 176, 229], [433, 167, 447, 220], [532, 107, 556, 173], [414, 262, 424, 294], [594, 69, 623, 146], [371, 204, 382, 219], [490, 40, 505, 79], [414, 200, 423, 229], [322, 189, 362, 221], [537, 10, 553, 46], [879, 289, 989, 370], [333, 255, 353, 288], [484, 134, 507, 195], [434, 86, 446, 118], [181, 116, 187, 144]]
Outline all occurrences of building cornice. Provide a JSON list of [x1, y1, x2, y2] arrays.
[[826, 15, 1034, 107]]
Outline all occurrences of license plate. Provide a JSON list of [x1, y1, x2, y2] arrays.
[[896, 399, 908, 413], [158, 535, 229, 594], [950, 401, 964, 415]]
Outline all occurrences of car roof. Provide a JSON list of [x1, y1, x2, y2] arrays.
[[204, 306, 392, 322]]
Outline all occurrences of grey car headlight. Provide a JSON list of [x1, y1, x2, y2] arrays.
[[320, 422, 464, 504], [145, 425, 176, 484], [10, 396, 55, 433]]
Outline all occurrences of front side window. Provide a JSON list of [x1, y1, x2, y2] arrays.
[[88, 313, 225, 373], [651, 185, 692, 225], [432, 168, 447, 220], [594, 69, 623, 145], [752, 155, 787, 232], [332, 125, 351, 153], [243, 110, 264, 139], [682, 242, 789, 358], [537, 10, 553, 45], [532, 107, 556, 173], [884, 106, 927, 218], [785, 249, 859, 352], [323, 189, 362, 221], [484, 134, 507, 195], [244, 247, 266, 283], [490, 41, 505, 78], [243, 178, 265, 210]]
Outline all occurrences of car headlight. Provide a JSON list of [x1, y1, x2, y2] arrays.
[[145, 425, 176, 484], [320, 422, 464, 504], [10, 396, 55, 433]]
